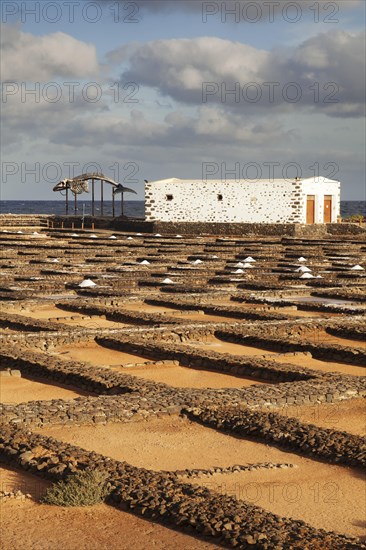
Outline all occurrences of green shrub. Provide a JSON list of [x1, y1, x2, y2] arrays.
[[41, 469, 110, 507]]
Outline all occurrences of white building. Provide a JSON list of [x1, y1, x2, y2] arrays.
[[145, 176, 340, 224]]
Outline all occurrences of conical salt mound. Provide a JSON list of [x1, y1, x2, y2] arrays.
[[243, 256, 255, 262], [298, 257, 306, 262], [295, 266, 311, 273], [351, 265, 364, 271], [78, 278, 97, 288], [242, 263, 254, 269], [140, 260, 150, 265], [161, 278, 174, 284], [109, 235, 117, 239], [300, 273, 315, 279], [232, 268, 244, 274]]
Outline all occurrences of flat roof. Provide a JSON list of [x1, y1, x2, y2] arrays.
[[148, 176, 340, 185]]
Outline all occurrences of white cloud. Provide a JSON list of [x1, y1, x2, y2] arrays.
[[0, 24, 100, 81], [110, 31, 365, 118]]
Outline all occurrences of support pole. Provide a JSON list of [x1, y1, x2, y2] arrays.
[[74, 192, 77, 215], [66, 188, 69, 215], [112, 190, 115, 217], [101, 180, 104, 216], [92, 179, 95, 216], [121, 192, 124, 217]]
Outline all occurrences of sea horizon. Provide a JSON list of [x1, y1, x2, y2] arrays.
[[1, 199, 365, 219]]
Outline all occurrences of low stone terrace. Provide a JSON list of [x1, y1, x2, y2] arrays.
[[0, 218, 365, 548]]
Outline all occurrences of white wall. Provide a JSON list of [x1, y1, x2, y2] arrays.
[[146, 179, 300, 223], [145, 177, 340, 224]]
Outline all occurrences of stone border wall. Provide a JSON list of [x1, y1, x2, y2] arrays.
[[0, 312, 64, 332], [97, 336, 319, 382], [184, 406, 366, 468], [214, 331, 366, 366], [42, 215, 366, 236], [0, 425, 363, 549]]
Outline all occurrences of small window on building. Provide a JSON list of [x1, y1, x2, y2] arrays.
[[166, 194, 173, 201], [217, 194, 223, 201]]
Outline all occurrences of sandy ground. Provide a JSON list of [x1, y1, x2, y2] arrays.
[[52, 342, 272, 388], [303, 329, 366, 349], [204, 300, 343, 319], [0, 376, 88, 404], [37, 417, 366, 539], [114, 364, 271, 388], [9, 305, 127, 329], [124, 300, 343, 321], [0, 466, 219, 550], [186, 338, 366, 377], [53, 341, 151, 366], [262, 398, 366, 436], [122, 302, 258, 323], [53, 336, 365, 378]]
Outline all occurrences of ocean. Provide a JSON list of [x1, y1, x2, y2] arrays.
[[0, 200, 144, 218], [0, 200, 365, 218]]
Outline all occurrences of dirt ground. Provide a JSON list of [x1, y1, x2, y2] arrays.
[[0, 376, 88, 404], [52, 341, 151, 366], [0, 466, 219, 550], [122, 301, 341, 321], [9, 305, 127, 329], [185, 337, 366, 377], [36, 416, 366, 539], [113, 363, 271, 388], [260, 397, 366, 436]]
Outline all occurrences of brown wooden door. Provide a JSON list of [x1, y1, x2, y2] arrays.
[[324, 196, 332, 223], [306, 195, 315, 224]]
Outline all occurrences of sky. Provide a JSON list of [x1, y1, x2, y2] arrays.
[[1, 0, 365, 201]]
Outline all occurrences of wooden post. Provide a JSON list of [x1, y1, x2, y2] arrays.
[[61, 221, 64, 229], [65, 187, 69, 215], [74, 192, 77, 214], [91, 222, 95, 230], [112, 190, 115, 217], [121, 192, 124, 217], [92, 179, 95, 216], [101, 180, 104, 216], [72, 222, 74, 230]]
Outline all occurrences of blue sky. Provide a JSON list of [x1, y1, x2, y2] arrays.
[[1, 0, 365, 200]]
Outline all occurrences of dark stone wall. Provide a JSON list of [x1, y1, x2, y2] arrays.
[[49, 216, 366, 236]]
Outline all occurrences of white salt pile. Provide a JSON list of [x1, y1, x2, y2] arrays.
[[78, 278, 97, 288]]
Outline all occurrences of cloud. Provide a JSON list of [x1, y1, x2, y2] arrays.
[[0, 24, 100, 81], [109, 30, 365, 118], [100, 0, 363, 21], [48, 104, 295, 151]]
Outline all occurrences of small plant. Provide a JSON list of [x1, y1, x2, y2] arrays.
[[41, 469, 110, 507], [344, 214, 364, 223]]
